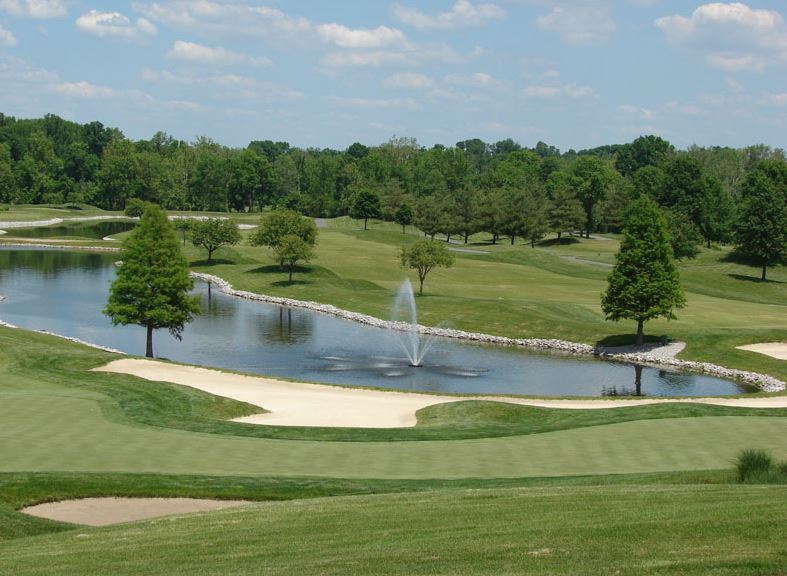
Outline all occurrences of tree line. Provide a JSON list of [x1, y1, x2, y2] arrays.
[[1, 113, 785, 271]]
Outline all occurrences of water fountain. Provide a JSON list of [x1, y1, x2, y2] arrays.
[[390, 279, 436, 367]]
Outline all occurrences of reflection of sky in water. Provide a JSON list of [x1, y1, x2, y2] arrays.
[[0, 248, 755, 397]]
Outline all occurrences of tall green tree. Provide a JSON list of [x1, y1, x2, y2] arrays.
[[190, 218, 241, 262], [400, 239, 455, 295], [104, 205, 200, 357], [573, 156, 614, 238], [274, 234, 314, 282], [249, 208, 317, 248], [547, 180, 585, 240], [734, 163, 787, 281], [395, 203, 413, 234], [601, 196, 686, 345], [350, 189, 381, 230]]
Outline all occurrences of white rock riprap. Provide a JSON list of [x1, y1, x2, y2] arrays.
[[189, 272, 786, 393]]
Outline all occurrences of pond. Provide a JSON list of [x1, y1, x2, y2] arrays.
[[0, 248, 754, 397], [4, 220, 136, 239]]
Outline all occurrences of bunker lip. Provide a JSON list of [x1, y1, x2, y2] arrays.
[[95, 358, 787, 429], [736, 343, 787, 361], [20, 497, 252, 527]]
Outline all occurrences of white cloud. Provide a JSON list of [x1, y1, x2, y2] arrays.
[[655, 3, 787, 71], [168, 41, 271, 67], [330, 96, 422, 111], [444, 72, 504, 90], [618, 104, 655, 120], [53, 80, 114, 98], [142, 68, 304, 103], [317, 23, 409, 49], [321, 43, 461, 70], [536, 4, 616, 45], [0, 0, 66, 18], [132, 1, 312, 42], [393, 0, 505, 30], [0, 22, 16, 46], [763, 92, 787, 106], [522, 82, 597, 99], [382, 72, 434, 89], [76, 10, 157, 40]]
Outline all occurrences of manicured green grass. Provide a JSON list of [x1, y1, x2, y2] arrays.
[[3, 328, 787, 482], [1, 484, 785, 575]]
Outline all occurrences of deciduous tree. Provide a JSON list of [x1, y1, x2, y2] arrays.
[[350, 189, 381, 230], [601, 196, 686, 345], [274, 234, 314, 282], [190, 218, 241, 262], [400, 239, 455, 295]]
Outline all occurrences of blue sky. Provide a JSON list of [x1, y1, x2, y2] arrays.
[[1, 0, 785, 151]]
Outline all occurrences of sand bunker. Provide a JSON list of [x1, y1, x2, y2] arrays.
[[95, 359, 787, 429], [21, 498, 250, 527], [737, 343, 787, 361]]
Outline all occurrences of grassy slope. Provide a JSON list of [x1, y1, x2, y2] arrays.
[[3, 329, 787, 482], [1, 485, 785, 576]]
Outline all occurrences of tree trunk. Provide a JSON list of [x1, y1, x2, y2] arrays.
[[146, 323, 154, 358], [402, 224, 405, 234], [288, 265, 293, 282], [418, 275, 425, 295], [557, 231, 562, 240], [364, 217, 368, 230], [510, 235, 515, 245], [636, 320, 644, 346], [707, 238, 711, 249], [446, 234, 451, 242], [762, 265, 767, 281], [464, 232, 469, 244], [531, 237, 535, 248], [208, 248, 213, 262]]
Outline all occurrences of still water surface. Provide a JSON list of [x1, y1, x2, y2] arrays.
[[0, 248, 753, 396]]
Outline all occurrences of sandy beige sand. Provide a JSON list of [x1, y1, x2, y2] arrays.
[[21, 498, 250, 527], [736, 343, 787, 361], [94, 359, 787, 428]]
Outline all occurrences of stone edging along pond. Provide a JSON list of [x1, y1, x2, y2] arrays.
[[191, 272, 786, 394]]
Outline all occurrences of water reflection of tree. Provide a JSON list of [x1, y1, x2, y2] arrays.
[[602, 365, 645, 397], [0, 249, 112, 280], [258, 307, 314, 344]]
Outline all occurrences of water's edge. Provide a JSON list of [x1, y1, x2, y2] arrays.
[[0, 242, 782, 393], [191, 272, 785, 394]]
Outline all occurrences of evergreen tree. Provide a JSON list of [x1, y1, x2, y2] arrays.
[[602, 196, 686, 345], [104, 205, 200, 357], [547, 185, 585, 240]]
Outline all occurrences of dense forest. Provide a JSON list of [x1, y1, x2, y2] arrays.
[[0, 112, 785, 253]]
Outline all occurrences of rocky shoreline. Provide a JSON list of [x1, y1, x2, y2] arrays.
[[190, 272, 785, 394]]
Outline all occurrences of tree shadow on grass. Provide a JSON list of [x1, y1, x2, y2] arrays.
[[248, 264, 314, 276], [271, 279, 310, 287], [538, 237, 581, 248], [728, 273, 783, 284], [190, 258, 235, 267]]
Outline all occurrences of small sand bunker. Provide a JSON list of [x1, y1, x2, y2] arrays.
[[21, 497, 251, 527], [737, 343, 787, 361]]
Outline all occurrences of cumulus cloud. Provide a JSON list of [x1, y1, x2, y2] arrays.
[[655, 3, 787, 71], [618, 104, 655, 120], [444, 72, 504, 90], [393, 0, 505, 30], [0, 0, 66, 19], [382, 72, 435, 89], [76, 10, 157, 40], [321, 43, 461, 70], [536, 4, 616, 45], [132, 1, 312, 42], [0, 22, 16, 46], [522, 83, 597, 99], [53, 80, 114, 98], [142, 68, 304, 103], [168, 40, 271, 67], [329, 96, 422, 111], [317, 23, 409, 49]]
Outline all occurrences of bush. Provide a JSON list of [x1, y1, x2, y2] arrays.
[[736, 449, 773, 482], [124, 199, 149, 218]]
